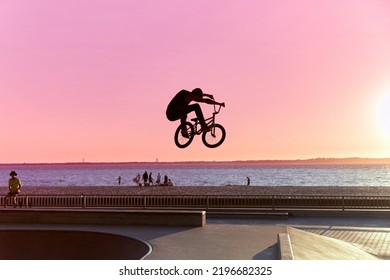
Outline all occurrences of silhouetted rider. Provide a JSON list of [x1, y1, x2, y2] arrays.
[[166, 88, 225, 137]]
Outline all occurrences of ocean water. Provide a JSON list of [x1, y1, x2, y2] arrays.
[[1, 162, 390, 187]]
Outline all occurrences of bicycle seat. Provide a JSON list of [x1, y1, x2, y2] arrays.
[[191, 117, 199, 122]]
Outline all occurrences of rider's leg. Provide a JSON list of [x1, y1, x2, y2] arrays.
[[180, 115, 187, 126], [186, 104, 207, 129], [180, 115, 189, 138]]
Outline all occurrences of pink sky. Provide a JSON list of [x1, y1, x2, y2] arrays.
[[1, 0, 390, 163]]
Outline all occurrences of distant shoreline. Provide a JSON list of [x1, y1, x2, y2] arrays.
[[1, 157, 390, 166]]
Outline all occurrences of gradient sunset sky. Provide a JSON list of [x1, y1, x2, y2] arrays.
[[1, 0, 390, 163]]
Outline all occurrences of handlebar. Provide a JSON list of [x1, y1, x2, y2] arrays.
[[213, 102, 225, 114], [208, 95, 225, 113]]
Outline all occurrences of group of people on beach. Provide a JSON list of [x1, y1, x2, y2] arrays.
[[133, 171, 173, 187], [116, 171, 174, 186]]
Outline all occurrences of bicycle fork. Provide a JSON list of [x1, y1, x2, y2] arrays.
[[205, 115, 217, 137]]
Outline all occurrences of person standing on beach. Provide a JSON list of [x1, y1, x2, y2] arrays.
[[163, 175, 168, 186], [156, 173, 161, 185], [117, 176, 122, 185], [133, 173, 141, 186], [166, 88, 225, 137], [247, 177, 250, 186], [149, 172, 154, 185], [4, 171, 22, 208], [142, 171, 148, 186]]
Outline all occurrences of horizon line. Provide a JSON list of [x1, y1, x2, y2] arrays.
[[1, 157, 390, 165]]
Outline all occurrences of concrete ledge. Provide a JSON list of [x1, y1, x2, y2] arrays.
[[288, 209, 390, 218], [0, 209, 206, 227], [207, 210, 289, 219], [278, 233, 294, 260]]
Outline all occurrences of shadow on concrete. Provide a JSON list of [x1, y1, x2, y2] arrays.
[[252, 244, 279, 260], [100, 225, 198, 241]]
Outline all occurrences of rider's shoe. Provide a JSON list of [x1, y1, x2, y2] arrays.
[[181, 129, 189, 138]]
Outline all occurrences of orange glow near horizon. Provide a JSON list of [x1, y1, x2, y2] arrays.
[[376, 91, 390, 139], [1, 0, 390, 163]]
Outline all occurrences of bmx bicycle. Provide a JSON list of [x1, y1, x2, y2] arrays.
[[174, 102, 226, 148]]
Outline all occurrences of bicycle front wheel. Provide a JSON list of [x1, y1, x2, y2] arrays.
[[202, 124, 226, 148], [174, 122, 195, 148]]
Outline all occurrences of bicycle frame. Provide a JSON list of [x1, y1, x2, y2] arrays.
[[174, 102, 225, 149], [191, 104, 222, 136]]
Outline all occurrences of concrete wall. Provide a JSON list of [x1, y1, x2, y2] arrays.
[[0, 209, 206, 226]]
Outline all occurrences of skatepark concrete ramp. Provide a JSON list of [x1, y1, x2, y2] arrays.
[[0, 230, 151, 260]]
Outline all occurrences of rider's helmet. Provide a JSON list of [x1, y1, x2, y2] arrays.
[[192, 88, 203, 98]]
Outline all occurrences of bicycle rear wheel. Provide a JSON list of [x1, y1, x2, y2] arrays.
[[174, 122, 195, 148], [202, 124, 226, 148]]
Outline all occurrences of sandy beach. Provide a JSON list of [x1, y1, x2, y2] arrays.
[[19, 185, 390, 196]]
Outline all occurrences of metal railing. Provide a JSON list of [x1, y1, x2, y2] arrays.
[[2, 194, 390, 211]]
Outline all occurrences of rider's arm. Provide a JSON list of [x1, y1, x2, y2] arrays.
[[201, 98, 225, 107], [203, 93, 214, 99], [190, 93, 225, 107]]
